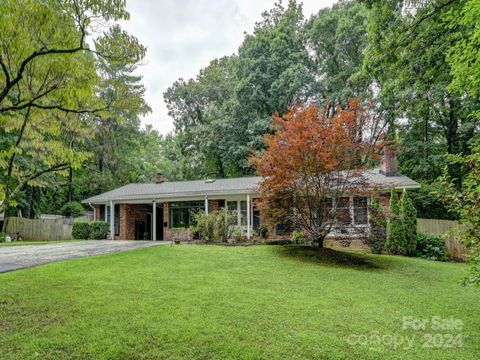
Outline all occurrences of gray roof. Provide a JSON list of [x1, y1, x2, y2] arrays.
[[83, 177, 262, 203], [82, 169, 420, 204]]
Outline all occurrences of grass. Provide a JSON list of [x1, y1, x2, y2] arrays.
[[0, 245, 478, 359], [0, 240, 78, 246]]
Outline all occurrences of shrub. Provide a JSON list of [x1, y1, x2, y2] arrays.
[[400, 190, 417, 256], [0, 232, 5, 243], [61, 201, 85, 217], [415, 233, 447, 261], [264, 239, 293, 245], [258, 224, 268, 239], [191, 209, 237, 243], [191, 211, 216, 242], [291, 230, 305, 244], [72, 221, 109, 240], [72, 222, 90, 240], [386, 190, 406, 255], [366, 196, 387, 254], [231, 227, 244, 243], [89, 221, 109, 240]]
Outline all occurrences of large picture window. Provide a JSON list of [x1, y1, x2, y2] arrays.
[[169, 201, 204, 228]]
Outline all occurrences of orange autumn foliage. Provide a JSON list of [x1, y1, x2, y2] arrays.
[[250, 99, 380, 245]]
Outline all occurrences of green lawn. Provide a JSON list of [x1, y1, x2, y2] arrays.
[[0, 245, 478, 359]]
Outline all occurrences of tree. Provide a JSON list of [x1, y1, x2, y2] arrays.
[[362, 0, 479, 185], [446, 0, 480, 103], [305, 0, 371, 115], [250, 100, 381, 247], [386, 190, 405, 255], [439, 142, 480, 286], [400, 189, 417, 256], [164, 1, 313, 178], [0, 0, 146, 220], [366, 196, 387, 253]]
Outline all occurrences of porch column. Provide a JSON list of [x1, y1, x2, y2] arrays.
[[205, 195, 209, 215], [247, 194, 251, 239], [109, 200, 114, 240], [152, 199, 157, 241], [104, 204, 108, 222], [93, 206, 96, 221]]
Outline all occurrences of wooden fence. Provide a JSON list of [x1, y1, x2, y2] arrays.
[[5, 217, 73, 241], [417, 218, 467, 262]]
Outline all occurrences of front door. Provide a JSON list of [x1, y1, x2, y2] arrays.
[[135, 220, 146, 240]]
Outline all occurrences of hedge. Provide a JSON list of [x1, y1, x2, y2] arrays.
[[72, 221, 109, 240]]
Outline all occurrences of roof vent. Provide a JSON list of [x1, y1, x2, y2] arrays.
[[205, 179, 216, 183]]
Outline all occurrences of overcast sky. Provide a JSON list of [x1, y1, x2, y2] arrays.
[[120, 0, 337, 135]]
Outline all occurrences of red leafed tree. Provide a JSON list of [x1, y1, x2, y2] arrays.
[[250, 99, 382, 247]]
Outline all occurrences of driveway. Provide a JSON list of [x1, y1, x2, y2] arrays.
[[0, 240, 169, 273]]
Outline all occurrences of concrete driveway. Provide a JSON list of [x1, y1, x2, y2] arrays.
[[0, 240, 169, 273]]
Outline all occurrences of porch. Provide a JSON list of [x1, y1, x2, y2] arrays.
[[93, 195, 262, 241]]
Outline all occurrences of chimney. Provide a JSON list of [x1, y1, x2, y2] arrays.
[[155, 172, 164, 184], [380, 144, 398, 177]]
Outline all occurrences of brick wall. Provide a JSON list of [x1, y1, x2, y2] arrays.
[[95, 205, 101, 221], [116, 204, 151, 240]]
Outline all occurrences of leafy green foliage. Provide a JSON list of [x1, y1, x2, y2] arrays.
[[440, 142, 480, 285], [258, 224, 269, 239], [446, 0, 480, 103], [408, 183, 456, 220], [415, 233, 447, 262], [400, 190, 417, 256], [89, 221, 109, 240], [366, 196, 386, 254], [72, 222, 90, 240], [61, 202, 85, 217], [386, 190, 405, 254], [72, 221, 108, 240], [291, 230, 306, 244], [0, 0, 147, 219], [191, 209, 237, 243]]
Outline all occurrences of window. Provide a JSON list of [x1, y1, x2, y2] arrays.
[[227, 201, 237, 213], [336, 197, 351, 225], [114, 204, 120, 236], [169, 201, 204, 228], [353, 197, 368, 225], [240, 201, 247, 226]]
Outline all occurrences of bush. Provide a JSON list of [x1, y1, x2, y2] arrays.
[[386, 190, 406, 255], [0, 232, 6, 243], [400, 190, 417, 256], [191, 209, 237, 243], [89, 221, 109, 240], [415, 233, 447, 261], [72, 222, 90, 240], [264, 239, 293, 245], [72, 221, 109, 240], [366, 196, 387, 254], [291, 230, 305, 244], [61, 201, 85, 217], [231, 226, 244, 243], [258, 224, 268, 239]]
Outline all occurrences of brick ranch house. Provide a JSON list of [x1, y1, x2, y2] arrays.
[[82, 149, 419, 244]]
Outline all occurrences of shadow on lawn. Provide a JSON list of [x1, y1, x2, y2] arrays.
[[274, 245, 389, 271]]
